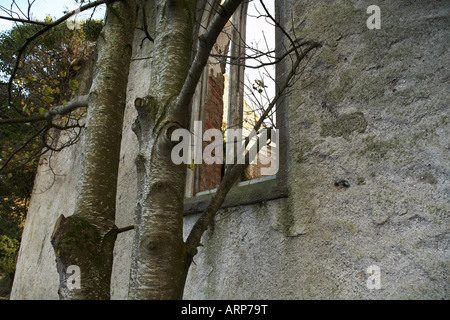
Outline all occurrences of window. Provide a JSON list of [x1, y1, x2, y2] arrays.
[[184, 0, 288, 214]]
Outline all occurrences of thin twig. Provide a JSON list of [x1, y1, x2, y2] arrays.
[[117, 225, 134, 234], [185, 40, 321, 258], [0, 125, 45, 172], [0, 15, 48, 25]]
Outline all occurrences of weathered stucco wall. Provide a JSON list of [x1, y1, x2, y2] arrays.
[[11, 0, 449, 299], [182, 0, 449, 299]]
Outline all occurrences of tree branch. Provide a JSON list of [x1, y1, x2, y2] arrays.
[[258, 0, 299, 58], [185, 40, 321, 259], [0, 94, 90, 125], [6, 0, 116, 108], [116, 225, 134, 234], [0, 15, 49, 26], [0, 114, 46, 125], [175, 0, 245, 113], [0, 125, 45, 172], [208, 39, 311, 69]]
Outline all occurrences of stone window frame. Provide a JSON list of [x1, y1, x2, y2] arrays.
[[184, 0, 289, 215]]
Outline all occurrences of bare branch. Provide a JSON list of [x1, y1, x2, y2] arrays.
[[258, 0, 299, 58], [42, 125, 83, 152], [0, 125, 45, 172], [137, 0, 154, 47], [209, 39, 309, 69], [175, 0, 245, 113], [185, 40, 321, 259], [116, 225, 134, 234], [0, 94, 89, 125], [0, 15, 48, 26]]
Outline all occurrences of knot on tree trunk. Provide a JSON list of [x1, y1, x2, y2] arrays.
[[51, 214, 118, 299]]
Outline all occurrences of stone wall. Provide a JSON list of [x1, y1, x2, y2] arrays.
[[11, 0, 449, 299], [184, 0, 449, 299]]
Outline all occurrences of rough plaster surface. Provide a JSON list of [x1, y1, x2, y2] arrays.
[[11, 0, 449, 299], [184, 0, 449, 299]]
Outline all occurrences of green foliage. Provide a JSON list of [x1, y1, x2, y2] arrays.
[[0, 17, 103, 279], [0, 235, 19, 275], [0, 19, 102, 113]]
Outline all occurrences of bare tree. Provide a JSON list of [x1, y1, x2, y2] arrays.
[[2, 0, 136, 299], [0, 0, 320, 299]]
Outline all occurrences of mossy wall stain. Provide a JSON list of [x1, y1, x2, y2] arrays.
[[320, 112, 367, 138]]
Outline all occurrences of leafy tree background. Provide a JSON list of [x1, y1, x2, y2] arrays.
[[0, 17, 102, 296]]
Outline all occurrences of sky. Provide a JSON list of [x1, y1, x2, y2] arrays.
[[0, 0, 274, 45], [244, 1, 276, 104], [0, 0, 106, 32], [0, 0, 275, 107]]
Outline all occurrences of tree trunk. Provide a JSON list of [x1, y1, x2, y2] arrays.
[[128, 0, 245, 300], [51, 0, 136, 300], [128, 0, 196, 300]]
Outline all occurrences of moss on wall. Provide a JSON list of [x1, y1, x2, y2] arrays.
[[320, 112, 367, 138]]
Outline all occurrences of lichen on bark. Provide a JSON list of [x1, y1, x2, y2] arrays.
[[128, 0, 196, 300]]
